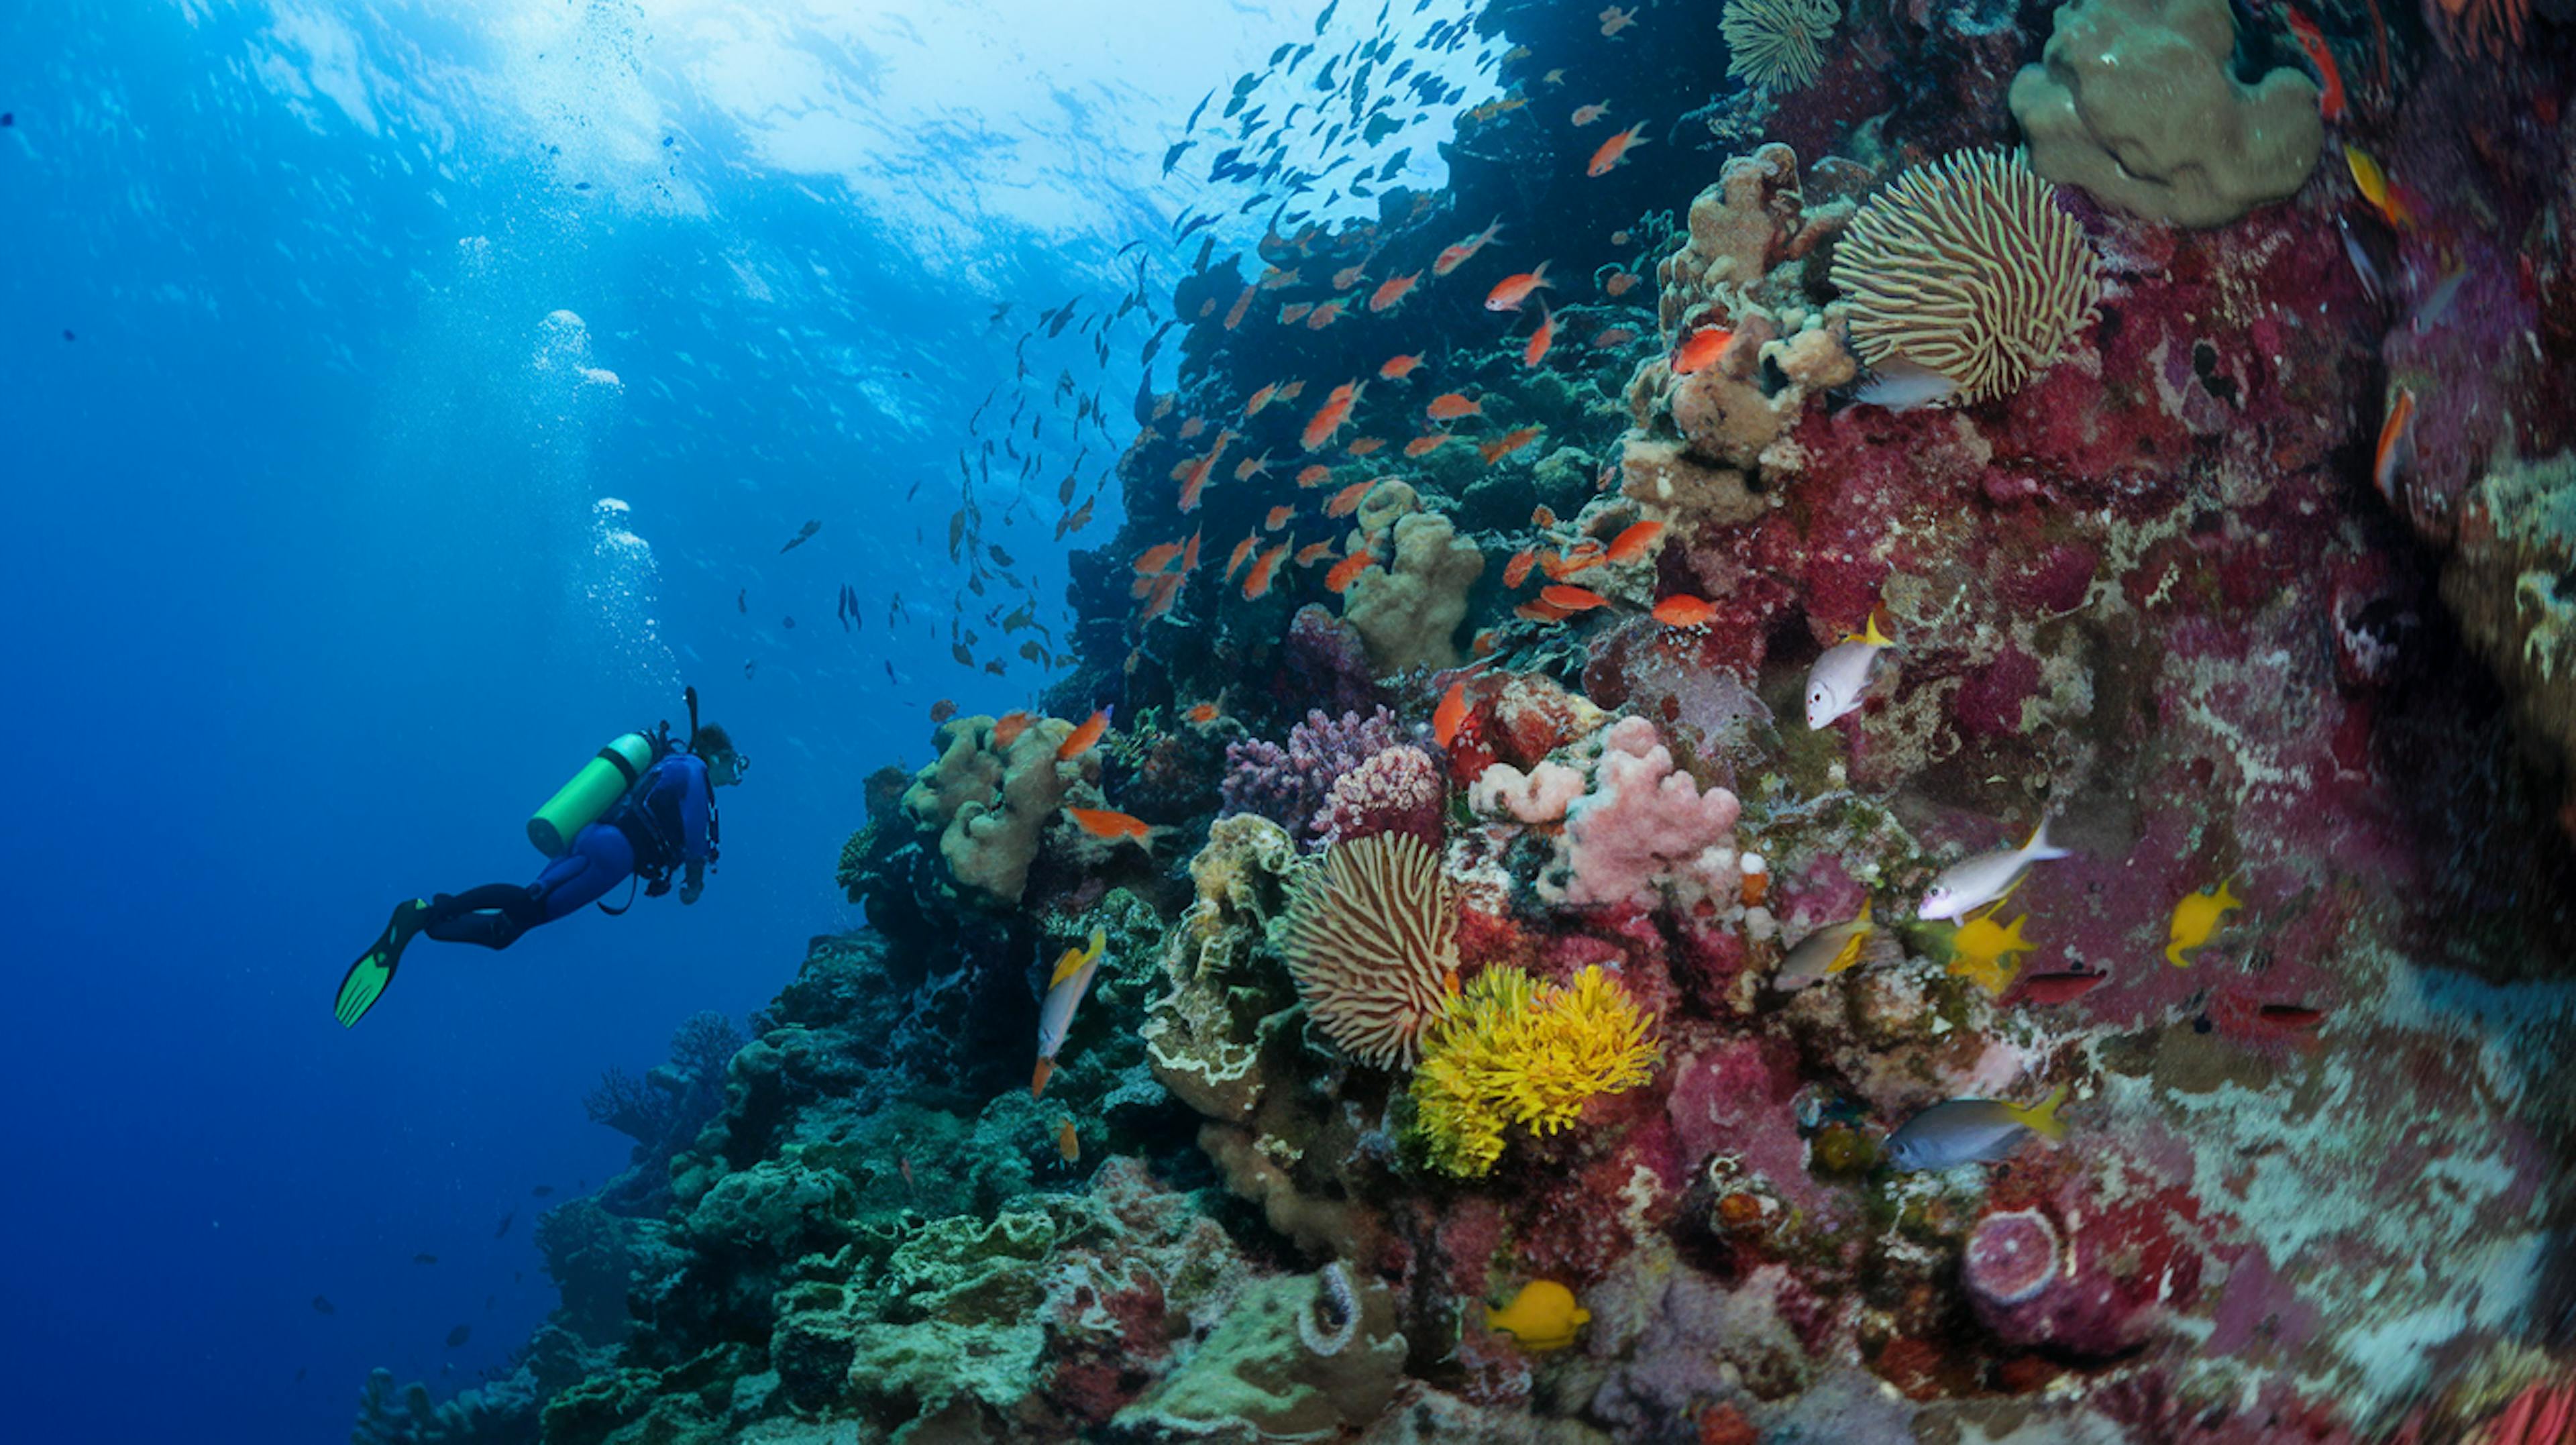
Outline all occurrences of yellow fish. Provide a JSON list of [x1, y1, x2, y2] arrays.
[[2344, 144, 2412, 231], [1488, 1279, 1589, 1351], [1949, 910, 2034, 996], [2165, 879, 2241, 967]]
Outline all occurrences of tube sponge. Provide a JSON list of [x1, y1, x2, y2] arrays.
[[2008, 0, 2322, 228]]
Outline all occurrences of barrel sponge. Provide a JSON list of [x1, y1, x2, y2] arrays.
[[2008, 0, 2323, 228], [1343, 509, 1485, 676]]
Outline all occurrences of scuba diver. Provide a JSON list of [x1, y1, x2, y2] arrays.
[[333, 687, 748, 1028]]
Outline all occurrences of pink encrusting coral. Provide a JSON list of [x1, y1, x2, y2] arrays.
[[1556, 716, 1742, 908]]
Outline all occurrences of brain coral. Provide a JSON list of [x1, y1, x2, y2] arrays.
[[1281, 831, 1460, 1069], [2008, 0, 2324, 227], [1721, 0, 1839, 92], [1829, 149, 2102, 405]]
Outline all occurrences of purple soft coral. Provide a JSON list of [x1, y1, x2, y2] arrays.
[[1562, 716, 1742, 907], [1219, 706, 1402, 843]]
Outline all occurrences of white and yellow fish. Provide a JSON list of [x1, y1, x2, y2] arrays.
[[1919, 822, 2072, 922], [1805, 614, 1897, 729], [1031, 927, 1107, 1098]]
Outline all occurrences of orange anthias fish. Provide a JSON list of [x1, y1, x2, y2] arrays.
[[1177, 415, 1207, 441], [1245, 382, 1280, 416], [1587, 122, 1649, 177], [991, 710, 1036, 748], [1132, 539, 1185, 574], [1532, 505, 1558, 527], [1326, 478, 1377, 517], [2373, 385, 2416, 502], [1426, 392, 1484, 421], [1180, 528, 1203, 574], [1504, 548, 1539, 588], [1603, 519, 1665, 563], [1325, 549, 1377, 594], [1187, 702, 1222, 724], [1368, 272, 1421, 313], [1541, 584, 1611, 611], [1242, 543, 1289, 600], [1405, 432, 1454, 458], [1672, 325, 1732, 375], [1234, 449, 1274, 483], [2284, 6, 2345, 124], [1226, 533, 1258, 580], [1179, 431, 1235, 512], [1603, 270, 1641, 297], [1346, 435, 1388, 457], [1265, 504, 1294, 531], [1599, 5, 1635, 37], [1057, 708, 1111, 761], [1294, 539, 1336, 566], [1065, 806, 1150, 841], [1279, 301, 1314, 325], [1515, 597, 1574, 623], [1592, 326, 1639, 347], [1434, 217, 1505, 276], [1433, 678, 1470, 747], [1277, 380, 1306, 403], [1485, 262, 1553, 312], [1653, 594, 1717, 628], [1258, 264, 1301, 291], [1379, 354, 1426, 380], [1057, 1116, 1080, 1163], [1138, 572, 1183, 622], [1223, 285, 1256, 331], [1332, 261, 1369, 290], [1301, 380, 1362, 452], [1572, 101, 1610, 127], [1305, 297, 1350, 330], [1296, 464, 1333, 488], [1482, 426, 1543, 464], [1523, 303, 1557, 368]]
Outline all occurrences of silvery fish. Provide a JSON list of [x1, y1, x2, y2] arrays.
[[1918, 820, 2072, 922], [1852, 358, 1958, 412], [1032, 927, 1107, 1098], [1772, 900, 1875, 992], [1805, 614, 1896, 729], [1885, 1087, 2067, 1171]]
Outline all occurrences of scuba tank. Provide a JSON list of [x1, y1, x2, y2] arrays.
[[528, 733, 658, 857]]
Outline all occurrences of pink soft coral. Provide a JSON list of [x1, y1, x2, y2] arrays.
[[1311, 745, 1445, 848], [1561, 717, 1741, 907]]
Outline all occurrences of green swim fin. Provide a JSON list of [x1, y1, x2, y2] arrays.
[[335, 900, 429, 1028]]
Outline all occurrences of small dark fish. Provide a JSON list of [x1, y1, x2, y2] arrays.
[[295, 1367, 307, 1383], [311, 1295, 337, 1316], [884, 661, 897, 682], [782, 615, 795, 630], [1, 113, 12, 127], [779, 519, 822, 553], [531, 1185, 553, 1197], [486, 1293, 497, 1311], [413, 1253, 438, 1265], [735, 588, 746, 614], [445, 1324, 472, 1348], [744, 659, 758, 680], [573, 180, 592, 191], [61, 329, 74, 342], [493, 1211, 514, 1239]]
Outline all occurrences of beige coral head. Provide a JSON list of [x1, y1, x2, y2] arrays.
[[1829, 148, 2102, 405], [1282, 832, 1460, 1069]]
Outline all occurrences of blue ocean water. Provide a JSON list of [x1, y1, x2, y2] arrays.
[[0, 4, 1474, 1438]]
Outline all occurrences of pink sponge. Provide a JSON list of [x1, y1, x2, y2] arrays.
[[1562, 717, 1741, 907]]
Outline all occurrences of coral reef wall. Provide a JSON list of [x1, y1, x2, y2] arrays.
[[362, 1, 2576, 1441]]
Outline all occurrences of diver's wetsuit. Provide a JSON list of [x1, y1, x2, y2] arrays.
[[421, 752, 713, 949]]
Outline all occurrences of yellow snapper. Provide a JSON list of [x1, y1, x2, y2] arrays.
[[2165, 879, 2241, 967], [1886, 1086, 2068, 1171], [1487, 1279, 1590, 1351], [1031, 927, 1107, 1098], [1773, 900, 1875, 992], [1919, 820, 2072, 922], [1804, 614, 1897, 729]]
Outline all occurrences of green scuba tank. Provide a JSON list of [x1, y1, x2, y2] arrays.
[[528, 733, 657, 857]]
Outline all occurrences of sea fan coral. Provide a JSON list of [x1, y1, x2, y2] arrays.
[[1410, 965, 1660, 1177], [1720, 0, 1839, 92], [1829, 149, 2102, 404], [1281, 832, 1460, 1069]]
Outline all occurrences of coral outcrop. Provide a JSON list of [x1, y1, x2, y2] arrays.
[[2008, 0, 2324, 227]]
